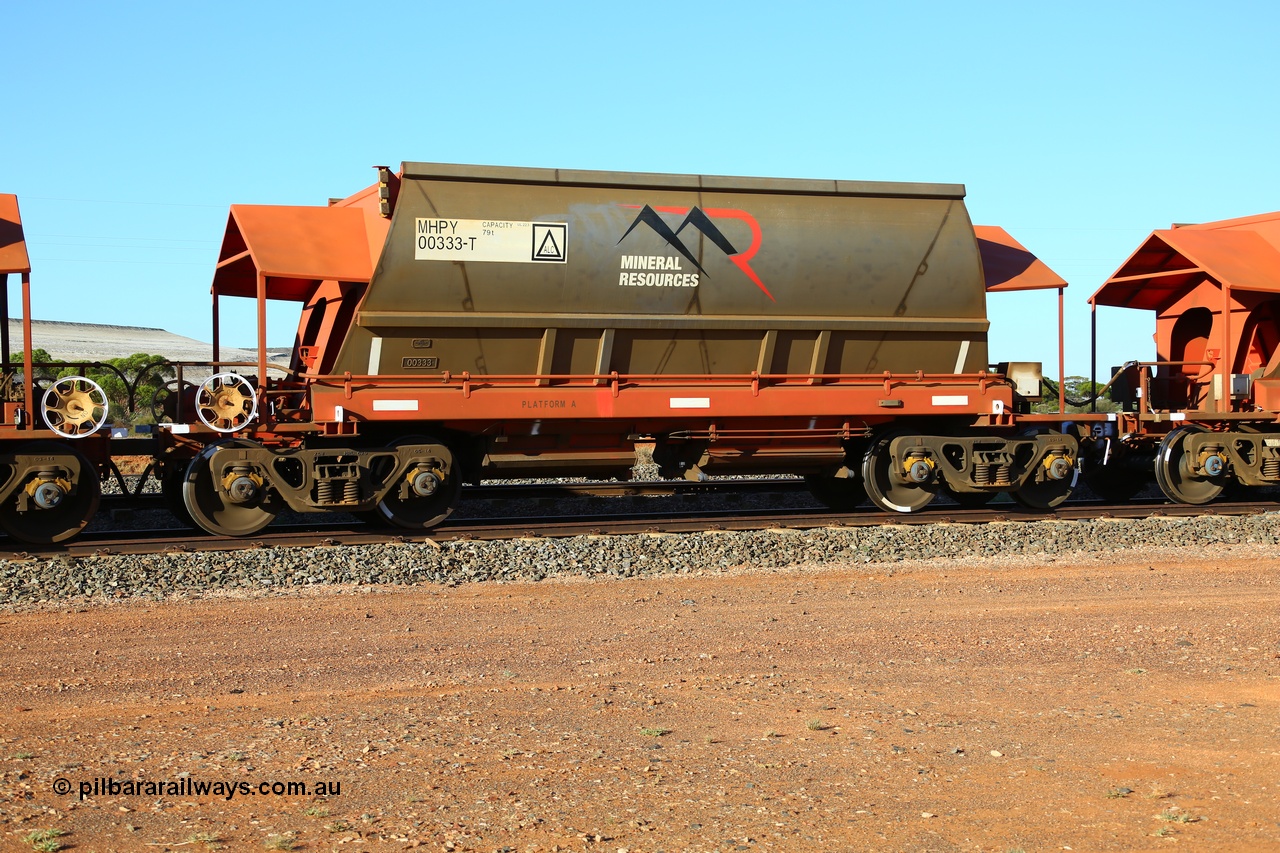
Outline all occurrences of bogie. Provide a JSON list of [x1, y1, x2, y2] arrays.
[[176, 437, 462, 537], [1145, 426, 1280, 505], [0, 441, 101, 544], [860, 429, 1078, 514]]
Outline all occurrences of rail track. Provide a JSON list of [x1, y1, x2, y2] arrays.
[[98, 476, 813, 506], [4, 482, 1274, 561]]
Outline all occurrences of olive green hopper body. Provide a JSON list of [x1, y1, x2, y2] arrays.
[[333, 163, 989, 383]]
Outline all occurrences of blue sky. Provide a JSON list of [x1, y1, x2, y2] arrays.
[[4, 1, 1278, 378]]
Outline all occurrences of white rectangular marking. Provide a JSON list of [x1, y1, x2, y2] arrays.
[[932, 395, 969, 407], [415, 218, 567, 264], [368, 336, 383, 375], [160, 423, 191, 434], [373, 399, 420, 412], [953, 340, 971, 374], [670, 397, 711, 409], [1170, 412, 1186, 421]]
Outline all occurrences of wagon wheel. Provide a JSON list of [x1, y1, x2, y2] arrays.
[[861, 430, 937, 513], [1012, 472, 1076, 510], [804, 469, 867, 511], [182, 440, 281, 536], [0, 442, 101, 544], [1153, 426, 1225, 505], [41, 376, 110, 438], [150, 380, 197, 424], [375, 437, 462, 530], [160, 458, 195, 527], [195, 373, 258, 433], [1006, 428, 1076, 510]]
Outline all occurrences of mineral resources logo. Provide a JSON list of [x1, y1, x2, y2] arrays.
[[617, 205, 773, 301]]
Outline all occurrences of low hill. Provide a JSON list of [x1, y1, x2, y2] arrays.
[[6, 319, 291, 365]]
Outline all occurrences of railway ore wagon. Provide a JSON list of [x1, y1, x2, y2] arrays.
[[178, 163, 1073, 535]]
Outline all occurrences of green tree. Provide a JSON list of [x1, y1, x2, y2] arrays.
[[7, 348, 75, 381], [4, 350, 174, 426], [86, 353, 174, 424], [1034, 376, 1121, 414]]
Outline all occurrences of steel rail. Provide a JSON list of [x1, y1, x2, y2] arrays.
[[97, 477, 812, 510]]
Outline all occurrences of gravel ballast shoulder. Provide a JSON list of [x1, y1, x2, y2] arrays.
[[3, 512, 1278, 608]]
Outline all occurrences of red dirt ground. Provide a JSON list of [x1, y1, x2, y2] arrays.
[[2, 548, 1279, 852]]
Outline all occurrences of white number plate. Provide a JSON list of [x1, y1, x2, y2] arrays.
[[414, 218, 567, 263]]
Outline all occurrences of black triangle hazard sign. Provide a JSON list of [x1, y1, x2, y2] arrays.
[[531, 223, 567, 262], [536, 230, 561, 258]]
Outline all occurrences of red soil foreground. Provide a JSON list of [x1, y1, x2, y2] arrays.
[[2, 549, 1279, 852]]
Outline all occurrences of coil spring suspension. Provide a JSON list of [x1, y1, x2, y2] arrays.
[[316, 479, 360, 504], [1263, 458, 1280, 480], [972, 463, 1011, 487]]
